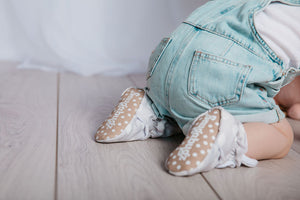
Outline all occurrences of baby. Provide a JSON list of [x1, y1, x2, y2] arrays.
[[95, 0, 300, 176]]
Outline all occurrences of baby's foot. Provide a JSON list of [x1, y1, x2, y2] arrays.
[[287, 103, 300, 120], [165, 107, 257, 176], [95, 87, 176, 143]]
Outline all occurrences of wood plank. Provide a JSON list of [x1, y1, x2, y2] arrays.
[[56, 73, 219, 200], [203, 150, 300, 200], [287, 118, 300, 153], [0, 63, 57, 200]]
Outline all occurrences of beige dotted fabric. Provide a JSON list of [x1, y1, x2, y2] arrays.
[[95, 88, 145, 141], [166, 108, 221, 173]]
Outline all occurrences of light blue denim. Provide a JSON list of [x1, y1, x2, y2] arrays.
[[146, 0, 300, 129]]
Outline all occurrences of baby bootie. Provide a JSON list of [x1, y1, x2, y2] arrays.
[[166, 107, 257, 176], [95, 87, 180, 143]]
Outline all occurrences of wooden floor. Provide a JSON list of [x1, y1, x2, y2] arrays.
[[1, 62, 300, 200]]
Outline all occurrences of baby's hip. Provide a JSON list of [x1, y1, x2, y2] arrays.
[[146, 24, 285, 127]]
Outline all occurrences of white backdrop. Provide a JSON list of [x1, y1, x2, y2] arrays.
[[0, 0, 208, 75]]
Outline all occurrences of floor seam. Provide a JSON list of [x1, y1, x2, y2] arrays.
[[201, 174, 223, 200], [54, 73, 60, 200]]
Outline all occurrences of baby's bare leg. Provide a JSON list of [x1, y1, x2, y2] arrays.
[[287, 104, 300, 120], [244, 118, 294, 160], [275, 76, 300, 120]]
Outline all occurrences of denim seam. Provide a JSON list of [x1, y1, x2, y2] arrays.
[[165, 27, 198, 109], [236, 108, 284, 124], [274, 0, 300, 6], [248, 1, 284, 67], [183, 21, 267, 62], [258, 92, 274, 109], [192, 0, 243, 28], [147, 38, 172, 80], [195, 51, 250, 67], [220, 41, 234, 57], [188, 51, 252, 107]]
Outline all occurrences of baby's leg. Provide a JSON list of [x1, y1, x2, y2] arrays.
[[275, 76, 300, 120], [287, 104, 300, 120], [244, 118, 294, 160], [166, 107, 258, 176], [165, 108, 294, 176]]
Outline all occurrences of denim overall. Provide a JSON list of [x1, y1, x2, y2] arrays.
[[146, 0, 300, 130]]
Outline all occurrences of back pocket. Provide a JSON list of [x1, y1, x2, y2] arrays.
[[188, 51, 252, 107], [146, 37, 172, 79]]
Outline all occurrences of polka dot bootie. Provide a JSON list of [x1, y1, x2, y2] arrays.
[[166, 107, 257, 176], [95, 87, 179, 143]]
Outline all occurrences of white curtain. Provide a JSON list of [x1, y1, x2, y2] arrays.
[[1, 0, 208, 76]]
